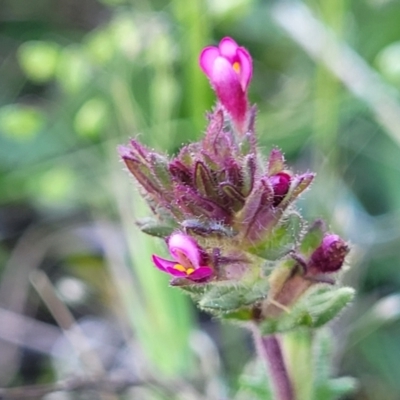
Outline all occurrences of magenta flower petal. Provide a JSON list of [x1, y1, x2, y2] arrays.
[[199, 37, 252, 132], [165, 266, 189, 277], [219, 37, 239, 60], [152, 233, 213, 282], [188, 266, 213, 281], [168, 233, 202, 267], [212, 57, 247, 128], [212, 56, 240, 85], [199, 46, 220, 78], [152, 255, 176, 272], [237, 47, 252, 90], [117, 145, 133, 159]]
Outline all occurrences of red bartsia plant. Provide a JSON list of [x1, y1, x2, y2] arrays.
[[119, 36, 353, 335]]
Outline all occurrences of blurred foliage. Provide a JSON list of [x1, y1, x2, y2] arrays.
[[1, 0, 400, 399]]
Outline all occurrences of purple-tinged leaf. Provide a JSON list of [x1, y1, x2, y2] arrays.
[[149, 153, 172, 190], [121, 156, 163, 196], [267, 148, 286, 176], [169, 160, 193, 186], [174, 184, 231, 223], [236, 178, 278, 242], [194, 161, 218, 199], [241, 154, 256, 197], [220, 183, 245, 211]]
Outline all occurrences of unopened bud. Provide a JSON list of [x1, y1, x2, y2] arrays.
[[309, 234, 348, 274], [269, 172, 291, 206]]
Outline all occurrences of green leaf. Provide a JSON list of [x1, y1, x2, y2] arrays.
[[56, 45, 91, 93], [313, 330, 358, 400], [299, 220, 325, 257], [0, 105, 45, 141], [376, 41, 400, 85], [84, 28, 115, 65], [235, 360, 273, 400], [313, 329, 332, 385], [136, 217, 175, 238], [259, 305, 312, 335], [174, 282, 211, 303], [259, 286, 355, 335], [249, 212, 303, 260], [308, 286, 355, 328], [199, 279, 269, 313], [74, 97, 109, 138], [222, 308, 253, 321], [18, 41, 60, 83]]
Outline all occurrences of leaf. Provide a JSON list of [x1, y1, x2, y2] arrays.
[[299, 220, 326, 257], [267, 148, 286, 176], [326, 377, 358, 399], [249, 212, 303, 260], [222, 308, 253, 321], [241, 154, 256, 196], [136, 217, 175, 238], [308, 286, 355, 328], [259, 286, 355, 335], [18, 41, 60, 83], [194, 160, 218, 199], [0, 105, 45, 141], [149, 153, 172, 190], [235, 360, 273, 400], [313, 330, 358, 400], [173, 282, 212, 303], [199, 279, 269, 313]]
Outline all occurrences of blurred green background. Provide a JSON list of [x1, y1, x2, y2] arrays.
[[1, 0, 400, 399]]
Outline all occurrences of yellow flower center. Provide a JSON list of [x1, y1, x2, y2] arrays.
[[232, 61, 241, 74], [173, 264, 195, 275]]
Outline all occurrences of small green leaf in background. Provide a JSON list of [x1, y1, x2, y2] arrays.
[[56, 45, 91, 94], [18, 41, 60, 84], [74, 97, 109, 138], [0, 105, 45, 141], [109, 14, 140, 59], [376, 41, 400, 86], [84, 29, 115, 65], [29, 167, 77, 205]]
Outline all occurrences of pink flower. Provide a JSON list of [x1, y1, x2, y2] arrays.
[[152, 233, 213, 281], [199, 37, 252, 132]]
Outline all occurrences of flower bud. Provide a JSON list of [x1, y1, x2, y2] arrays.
[[308, 234, 348, 274], [269, 172, 291, 206]]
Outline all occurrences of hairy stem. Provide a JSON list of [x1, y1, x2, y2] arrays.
[[254, 330, 295, 400]]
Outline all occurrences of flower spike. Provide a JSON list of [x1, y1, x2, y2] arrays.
[[120, 36, 352, 340]]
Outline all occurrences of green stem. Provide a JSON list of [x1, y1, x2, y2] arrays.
[[282, 330, 313, 400]]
